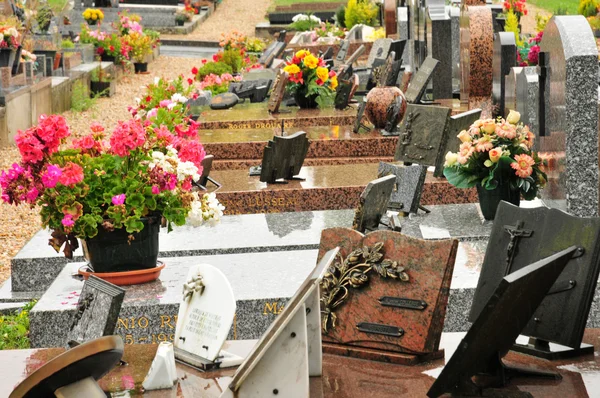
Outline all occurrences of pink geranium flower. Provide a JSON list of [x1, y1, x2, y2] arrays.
[[58, 162, 84, 187], [112, 194, 126, 205], [42, 164, 62, 188]]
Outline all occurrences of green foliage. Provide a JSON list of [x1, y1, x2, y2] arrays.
[[589, 15, 600, 29], [344, 0, 379, 29], [336, 5, 346, 28], [0, 301, 36, 350], [61, 38, 75, 49], [554, 6, 569, 14], [90, 64, 112, 83], [578, 0, 599, 17], [196, 61, 233, 80], [504, 10, 523, 47], [36, 5, 53, 31], [143, 29, 161, 43], [71, 81, 95, 112], [221, 48, 243, 74]]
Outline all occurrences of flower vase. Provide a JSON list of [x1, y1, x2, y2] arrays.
[[294, 91, 318, 109], [476, 184, 520, 220], [134, 62, 148, 74], [82, 215, 160, 273], [87, 19, 98, 26], [364, 87, 407, 129], [0, 48, 15, 68]]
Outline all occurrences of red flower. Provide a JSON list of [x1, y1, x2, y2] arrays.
[[289, 71, 303, 84], [145, 95, 152, 103], [316, 78, 324, 86], [329, 70, 337, 78], [109, 45, 115, 52], [291, 56, 301, 64], [202, 59, 207, 64], [187, 78, 193, 85], [191, 66, 198, 75], [318, 58, 325, 67]]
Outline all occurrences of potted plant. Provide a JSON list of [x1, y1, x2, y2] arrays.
[[0, 18, 21, 69], [283, 49, 338, 109], [126, 31, 152, 73], [175, 13, 187, 26], [90, 62, 115, 97], [82, 8, 104, 26], [443, 111, 546, 220], [0, 113, 224, 275], [244, 36, 266, 58], [36, 5, 53, 34]]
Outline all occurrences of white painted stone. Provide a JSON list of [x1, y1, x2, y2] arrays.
[[142, 342, 178, 391]]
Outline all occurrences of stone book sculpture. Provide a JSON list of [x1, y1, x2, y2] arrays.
[[174, 263, 243, 371], [435, 108, 482, 177], [250, 131, 310, 184], [352, 174, 396, 233], [428, 246, 578, 398], [66, 275, 125, 347], [394, 104, 451, 174], [219, 248, 339, 398], [377, 162, 427, 214], [318, 228, 458, 365], [404, 56, 439, 104], [469, 202, 600, 359]]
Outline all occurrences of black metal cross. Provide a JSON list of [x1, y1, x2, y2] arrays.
[[503, 221, 533, 275]]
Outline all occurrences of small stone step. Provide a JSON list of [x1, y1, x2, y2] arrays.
[[0, 278, 42, 303], [0, 302, 28, 315]]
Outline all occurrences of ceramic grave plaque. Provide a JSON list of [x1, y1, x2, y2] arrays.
[[404, 56, 439, 103], [174, 263, 242, 370], [491, 31, 517, 118], [255, 131, 310, 184], [318, 228, 458, 364], [470, 202, 600, 359], [219, 249, 339, 398], [436, 108, 482, 177], [352, 175, 396, 233], [66, 275, 125, 346], [267, 70, 288, 114], [378, 162, 427, 213], [394, 104, 451, 174]]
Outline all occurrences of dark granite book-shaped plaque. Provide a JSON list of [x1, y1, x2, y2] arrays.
[[268, 70, 288, 114], [256, 131, 310, 184], [228, 79, 272, 103], [258, 31, 286, 68], [435, 108, 482, 177], [336, 39, 350, 62], [394, 104, 451, 174], [352, 174, 396, 233], [377, 162, 427, 213], [66, 275, 125, 346], [469, 202, 600, 359], [404, 56, 439, 104], [389, 39, 406, 61], [428, 246, 578, 398], [318, 228, 458, 365], [334, 78, 353, 110], [376, 51, 395, 88]]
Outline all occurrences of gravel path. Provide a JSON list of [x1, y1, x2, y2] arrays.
[[161, 0, 273, 42]]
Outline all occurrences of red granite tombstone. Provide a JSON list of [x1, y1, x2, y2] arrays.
[[317, 228, 458, 365]]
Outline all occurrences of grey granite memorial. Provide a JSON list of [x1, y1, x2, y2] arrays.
[[492, 31, 517, 118], [66, 275, 125, 347], [515, 66, 539, 134], [404, 56, 439, 103], [367, 39, 394, 68], [398, 7, 411, 67], [377, 162, 427, 214], [352, 175, 397, 233], [450, 5, 461, 94], [437, 108, 482, 177], [252, 131, 310, 184], [503, 66, 522, 119], [228, 80, 272, 103], [335, 39, 350, 62], [538, 16, 599, 216], [427, 2, 453, 99], [258, 31, 287, 68]]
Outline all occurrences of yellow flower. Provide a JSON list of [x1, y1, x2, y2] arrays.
[[506, 110, 521, 125], [303, 54, 318, 69], [283, 64, 300, 75], [316, 67, 329, 82], [329, 75, 338, 90], [295, 50, 308, 59], [91, 13, 97, 20]]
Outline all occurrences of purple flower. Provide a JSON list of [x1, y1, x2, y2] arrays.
[[112, 194, 126, 206]]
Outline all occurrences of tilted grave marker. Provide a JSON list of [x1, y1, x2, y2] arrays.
[[378, 162, 427, 214], [352, 175, 397, 233]]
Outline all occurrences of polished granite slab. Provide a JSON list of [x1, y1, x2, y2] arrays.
[[6, 330, 600, 397], [192, 102, 358, 130], [210, 163, 478, 215]]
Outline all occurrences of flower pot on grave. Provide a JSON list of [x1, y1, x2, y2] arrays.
[[134, 62, 148, 74], [476, 183, 520, 221], [176, 19, 185, 26], [364, 86, 407, 129], [0, 48, 16, 68], [82, 215, 160, 273], [90, 80, 114, 97], [86, 19, 98, 26], [294, 90, 319, 109], [100, 53, 115, 63]]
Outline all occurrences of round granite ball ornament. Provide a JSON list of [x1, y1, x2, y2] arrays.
[[364, 87, 407, 129], [210, 93, 239, 110]]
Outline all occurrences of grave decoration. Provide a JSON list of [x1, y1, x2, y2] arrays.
[[174, 264, 244, 371], [0, 113, 224, 279], [443, 111, 546, 220], [142, 342, 178, 390], [228, 79, 272, 103], [66, 275, 125, 347], [219, 249, 339, 398], [427, 4, 453, 99], [267, 69, 288, 113], [394, 104, 451, 175], [9, 336, 124, 398], [404, 56, 439, 104], [352, 175, 396, 233], [318, 227, 458, 365], [428, 246, 577, 398], [470, 202, 600, 359], [334, 77, 353, 110], [364, 68, 407, 131], [258, 30, 287, 68], [210, 92, 240, 110], [283, 49, 338, 109], [436, 108, 482, 177], [249, 131, 310, 184], [378, 162, 427, 215]]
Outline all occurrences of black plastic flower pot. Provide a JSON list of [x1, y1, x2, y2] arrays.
[[134, 62, 148, 74]]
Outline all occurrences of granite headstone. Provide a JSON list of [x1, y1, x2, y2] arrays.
[[491, 31, 517, 118], [377, 162, 427, 213], [352, 175, 396, 233], [404, 56, 439, 103]]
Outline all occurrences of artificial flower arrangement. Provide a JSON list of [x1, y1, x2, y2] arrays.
[[82, 8, 104, 25], [0, 112, 223, 259], [443, 110, 546, 201], [0, 19, 21, 50], [283, 49, 338, 108]]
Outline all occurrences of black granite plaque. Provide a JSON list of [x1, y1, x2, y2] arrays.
[[334, 79, 352, 110], [258, 31, 287, 68], [428, 246, 577, 398], [66, 275, 125, 346], [389, 39, 406, 61], [435, 108, 482, 177], [469, 202, 600, 354], [352, 174, 396, 233], [228, 79, 272, 103], [259, 131, 310, 183], [210, 93, 239, 110], [377, 162, 427, 213], [394, 104, 451, 174], [404, 57, 439, 104], [377, 51, 395, 88], [353, 97, 370, 134]]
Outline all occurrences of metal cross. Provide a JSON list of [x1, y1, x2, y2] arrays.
[[503, 221, 533, 275]]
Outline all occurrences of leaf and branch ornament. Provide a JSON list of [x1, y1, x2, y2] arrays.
[[320, 242, 409, 333]]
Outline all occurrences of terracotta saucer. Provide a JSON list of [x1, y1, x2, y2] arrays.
[[78, 261, 165, 286]]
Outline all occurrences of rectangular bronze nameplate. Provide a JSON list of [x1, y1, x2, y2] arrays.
[[357, 322, 404, 337], [379, 297, 427, 310]]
